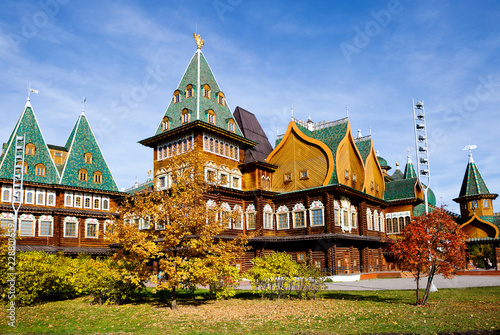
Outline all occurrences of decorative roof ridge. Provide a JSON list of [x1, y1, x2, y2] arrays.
[[354, 135, 372, 143], [0, 102, 60, 180], [59, 113, 119, 191], [278, 117, 349, 139]]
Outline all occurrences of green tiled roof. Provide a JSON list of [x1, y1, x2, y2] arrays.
[[391, 168, 404, 181], [0, 102, 60, 183], [154, 51, 243, 137], [478, 215, 500, 230], [377, 155, 389, 168], [384, 177, 418, 201], [354, 136, 371, 164], [459, 156, 490, 197], [404, 158, 417, 179], [293, 120, 349, 184], [59, 113, 118, 192], [125, 180, 154, 194]]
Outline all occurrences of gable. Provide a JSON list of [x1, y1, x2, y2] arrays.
[[267, 122, 333, 193], [0, 104, 60, 184], [59, 114, 118, 192]]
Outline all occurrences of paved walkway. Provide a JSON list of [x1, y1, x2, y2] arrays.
[[236, 275, 500, 291]]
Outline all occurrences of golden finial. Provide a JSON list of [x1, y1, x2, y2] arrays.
[[194, 33, 204, 49]]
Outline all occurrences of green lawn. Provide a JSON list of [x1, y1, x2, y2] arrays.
[[1, 286, 499, 334]]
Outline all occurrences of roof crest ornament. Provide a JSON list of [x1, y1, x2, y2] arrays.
[[194, 33, 204, 49], [81, 96, 86, 115], [27, 83, 39, 102], [463, 144, 477, 163]]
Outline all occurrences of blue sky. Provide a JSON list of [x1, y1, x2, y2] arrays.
[[1, 0, 499, 213]]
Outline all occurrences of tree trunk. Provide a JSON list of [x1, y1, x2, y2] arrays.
[[422, 264, 437, 305], [415, 266, 421, 305], [171, 287, 177, 310]]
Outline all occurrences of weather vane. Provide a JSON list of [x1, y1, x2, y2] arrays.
[[463, 145, 477, 156], [81, 96, 87, 113], [27, 83, 39, 100], [194, 33, 204, 49]]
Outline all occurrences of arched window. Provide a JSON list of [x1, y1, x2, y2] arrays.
[[218, 92, 225, 106], [228, 119, 235, 133], [78, 169, 88, 182], [26, 143, 35, 155], [471, 200, 478, 209], [263, 204, 273, 229], [215, 140, 219, 154], [484, 199, 490, 208], [366, 209, 373, 230], [398, 216, 405, 232], [208, 110, 215, 124], [186, 84, 193, 98], [85, 197, 91, 208], [162, 116, 169, 131], [392, 217, 398, 233], [94, 171, 103, 184], [181, 109, 190, 124], [203, 84, 211, 99], [209, 138, 214, 152], [386, 217, 392, 233], [35, 163, 45, 177], [173, 90, 181, 103], [85, 153, 92, 164], [16, 161, 28, 174]]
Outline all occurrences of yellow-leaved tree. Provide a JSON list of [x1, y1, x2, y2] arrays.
[[108, 148, 247, 309]]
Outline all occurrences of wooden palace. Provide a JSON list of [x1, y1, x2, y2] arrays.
[[0, 99, 123, 254]]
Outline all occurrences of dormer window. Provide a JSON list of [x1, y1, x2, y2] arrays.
[[85, 153, 92, 164], [79, 169, 88, 182], [181, 109, 190, 124], [35, 164, 46, 177], [26, 143, 35, 155], [186, 84, 193, 98], [208, 110, 215, 124], [94, 171, 102, 184], [218, 92, 225, 106], [173, 90, 181, 103], [162, 116, 169, 131], [203, 84, 211, 99], [228, 119, 235, 132]]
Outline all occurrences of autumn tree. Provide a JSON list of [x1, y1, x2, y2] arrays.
[[390, 207, 467, 305], [108, 148, 247, 309]]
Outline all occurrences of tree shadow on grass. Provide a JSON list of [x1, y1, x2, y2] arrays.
[[320, 291, 409, 304]]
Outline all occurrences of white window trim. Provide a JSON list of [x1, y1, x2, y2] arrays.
[[74, 193, 83, 208], [231, 176, 241, 190], [36, 189, 46, 206], [350, 205, 357, 229], [102, 197, 110, 211], [2, 185, 12, 203], [233, 205, 243, 230], [263, 204, 274, 230], [220, 202, 231, 229], [63, 216, 79, 238], [19, 214, 36, 236], [47, 190, 56, 207], [93, 195, 101, 210], [367, 208, 373, 231], [309, 200, 325, 227], [275, 205, 289, 230], [25, 188, 35, 205], [0, 213, 14, 236], [38, 215, 54, 237], [85, 218, 99, 238], [292, 203, 306, 229], [245, 204, 256, 230], [64, 192, 73, 207], [84, 194, 92, 209]]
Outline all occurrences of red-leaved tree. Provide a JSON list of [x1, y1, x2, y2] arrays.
[[390, 207, 467, 305]]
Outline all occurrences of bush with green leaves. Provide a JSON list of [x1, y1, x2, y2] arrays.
[[0, 252, 143, 306], [246, 252, 326, 300]]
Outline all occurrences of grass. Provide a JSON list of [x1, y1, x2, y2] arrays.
[[1, 286, 499, 334]]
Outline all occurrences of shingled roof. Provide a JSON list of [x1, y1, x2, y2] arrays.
[[59, 112, 118, 192], [403, 156, 417, 179], [0, 101, 60, 183], [233, 106, 273, 164], [154, 50, 243, 137], [458, 154, 490, 197]]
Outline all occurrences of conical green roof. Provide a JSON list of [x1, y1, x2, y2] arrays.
[[0, 101, 60, 183], [459, 154, 490, 197], [59, 112, 118, 191], [155, 50, 243, 137], [404, 156, 417, 179]]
